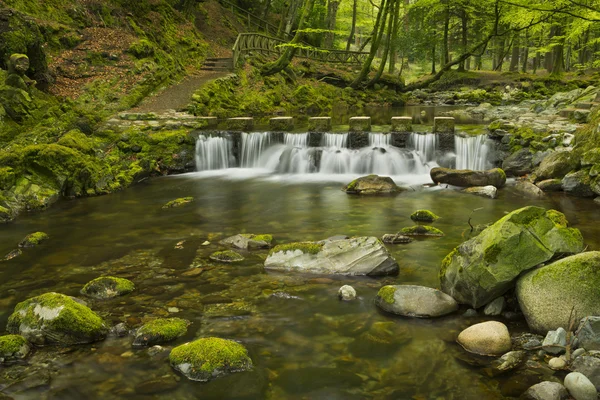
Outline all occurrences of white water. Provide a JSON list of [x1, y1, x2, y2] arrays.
[[195, 135, 233, 171], [240, 132, 271, 167], [455, 135, 491, 171], [408, 133, 438, 162]]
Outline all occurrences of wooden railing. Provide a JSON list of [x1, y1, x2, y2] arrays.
[[232, 33, 369, 67]]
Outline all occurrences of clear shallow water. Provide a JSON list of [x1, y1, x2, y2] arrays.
[[1, 176, 599, 399]]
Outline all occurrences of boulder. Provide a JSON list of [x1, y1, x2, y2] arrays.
[[343, 175, 401, 195], [562, 170, 595, 198], [430, 167, 507, 188], [219, 234, 273, 250], [81, 276, 135, 299], [522, 381, 568, 400], [0, 334, 30, 363], [410, 209, 439, 222], [169, 337, 253, 382], [264, 236, 398, 276], [572, 355, 600, 390], [338, 285, 356, 301], [381, 233, 412, 244], [502, 148, 533, 177], [7, 292, 108, 345], [534, 151, 579, 181], [536, 179, 563, 192], [18, 231, 49, 247], [515, 181, 545, 199], [577, 317, 600, 351], [564, 372, 597, 400], [133, 318, 189, 347], [462, 185, 497, 199], [582, 149, 600, 167], [517, 252, 600, 333], [401, 225, 444, 236], [209, 250, 244, 263], [549, 357, 568, 370], [375, 285, 458, 318], [457, 321, 512, 356], [441, 206, 584, 307]]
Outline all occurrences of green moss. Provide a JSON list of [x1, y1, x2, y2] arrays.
[[7, 292, 108, 345], [410, 209, 439, 223], [18, 231, 49, 247], [162, 197, 194, 209], [242, 234, 273, 244], [269, 242, 324, 255], [377, 286, 397, 304], [545, 209, 568, 228], [210, 250, 244, 262], [401, 226, 445, 237], [439, 247, 458, 280], [135, 318, 189, 346], [57, 130, 95, 155], [169, 337, 252, 381], [0, 334, 28, 356], [484, 244, 502, 264], [81, 276, 135, 299], [0, 167, 16, 190]]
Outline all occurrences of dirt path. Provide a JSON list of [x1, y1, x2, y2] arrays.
[[131, 70, 230, 113]]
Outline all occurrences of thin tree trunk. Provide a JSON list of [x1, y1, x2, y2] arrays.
[[345, 0, 358, 51], [431, 29, 437, 74], [388, 0, 401, 73], [509, 32, 520, 71], [551, 25, 565, 76], [367, 0, 397, 86], [442, 2, 450, 66], [324, 0, 340, 48], [261, 0, 315, 76], [458, 7, 468, 71]]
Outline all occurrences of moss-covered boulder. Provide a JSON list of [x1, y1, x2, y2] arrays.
[[410, 210, 439, 223], [375, 285, 458, 318], [502, 148, 533, 177], [264, 236, 398, 276], [18, 231, 49, 247], [0, 334, 30, 363], [534, 151, 580, 181], [517, 252, 600, 333], [81, 276, 135, 299], [162, 197, 194, 209], [7, 292, 108, 345], [440, 206, 584, 308], [562, 170, 595, 198], [219, 234, 273, 250], [133, 318, 190, 347], [343, 175, 402, 195], [169, 337, 253, 382], [430, 167, 506, 188], [209, 250, 244, 263], [401, 225, 444, 237]]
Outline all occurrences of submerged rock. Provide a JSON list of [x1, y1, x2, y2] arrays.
[[375, 285, 458, 318], [537, 179, 563, 192], [381, 233, 413, 244], [169, 337, 253, 382], [400, 225, 444, 237], [410, 209, 439, 222], [343, 175, 402, 195], [219, 234, 273, 250], [209, 250, 244, 263], [0, 334, 30, 363], [162, 197, 194, 209], [522, 381, 568, 400], [18, 231, 49, 248], [7, 292, 108, 345], [264, 236, 398, 276], [133, 318, 189, 347], [462, 185, 498, 199], [515, 180, 545, 199], [81, 276, 135, 299], [564, 372, 597, 400], [493, 350, 526, 372], [457, 321, 512, 356], [440, 206, 584, 308], [430, 167, 507, 188], [517, 252, 600, 333]]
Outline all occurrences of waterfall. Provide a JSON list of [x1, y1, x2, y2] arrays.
[[455, 135, 491, 171], [240, 132, 271, 168], [369, 133, 391, 146], [408, 133, 438, 162], [195, 135, 233, 171], [284, 133, 309, 147], [319, 134, 350, 174], [321, 133, 348, 148]]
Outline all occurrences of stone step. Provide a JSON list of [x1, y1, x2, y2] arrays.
[[558, 108, 576, 118], [575, 102, 594, 110], [204, 61, 233, 67], [200, 67, 233, 72], [205, 57, 233, 62]]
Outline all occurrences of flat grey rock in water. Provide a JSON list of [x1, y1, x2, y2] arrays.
[[522, 381, 568, 400], [375, 285, 458, 318]]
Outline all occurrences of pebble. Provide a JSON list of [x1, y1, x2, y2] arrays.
[[167, 307, 180, 313], [549, 357, 567, 370], [338, 285, 356, 301], [573, 348, 586, 359], [564, 372, 598, 400], [121, 351, 134, 358], [202, 241, 210, 246]]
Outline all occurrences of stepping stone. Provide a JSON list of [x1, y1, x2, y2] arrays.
[[391, 116, 412, 132], [308, 117, 332, 132], [349, 116, 371, 132], [433, 117, 455, 134], [227, 117, 254, 131], [270, 117, 294, 131]]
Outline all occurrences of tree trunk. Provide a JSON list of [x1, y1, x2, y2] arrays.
[[457, 7, 468, 72], [388, 0, 401, 73], [324, 0, 340, 48], [345, 0, 358, 51], [367, 0, 397, 86], [509, 32, 520, 72], [261, 0, 315, 76], [431, 30, 437, 74], [350, 0, 390, 88], [551, 25, 565, 76], [442, 2, 450, 66]]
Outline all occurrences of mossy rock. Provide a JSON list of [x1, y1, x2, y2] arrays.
[[410, 210, 439, 223], [169, 337, 253, 382], [401, 226, 444, 237], [18, 231, 49, 247], [210, 250, 244, 263], [269, 242, 323, 256], [0, 334, 30, 363], [133, 318, 190, 347], [343, 175, 402, 195], [81, 276, 135, 299], [440, 206, 584, 308], [7, 292, 108, 345], [220, 234, 273, 250], [162, 197, 194, 209]]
